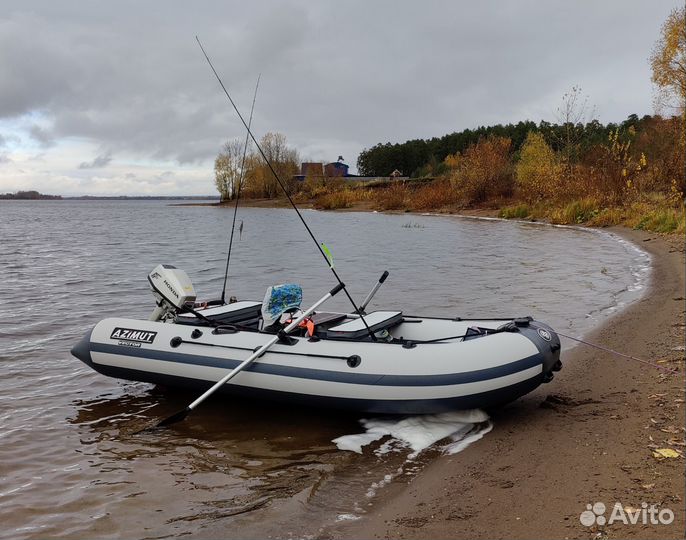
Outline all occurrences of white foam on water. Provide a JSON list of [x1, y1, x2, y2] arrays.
[[331, 429, 387, 454], [443, 420, 494, 454], [335, 514, 361, 522], [333, 410, 492, 503], [366, 472, 397, 498], [333, 409, 490, 458]]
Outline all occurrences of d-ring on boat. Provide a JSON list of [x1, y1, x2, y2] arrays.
[[71, 264, 562, 414]]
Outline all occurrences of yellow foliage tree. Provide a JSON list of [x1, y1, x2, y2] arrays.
[[649, 7, 686, 206], [515, 132, 563, 202], [443, 153, 460, 170], [598, 128, 649, 203], [241, 132, 300, 198], [449, 136, 513, 204], [650, 7, 686, 114]]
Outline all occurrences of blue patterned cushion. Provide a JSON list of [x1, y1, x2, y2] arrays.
[[261, 284, 303, 326]]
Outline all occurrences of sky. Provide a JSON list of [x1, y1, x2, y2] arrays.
[[0, 1, 681, 196]]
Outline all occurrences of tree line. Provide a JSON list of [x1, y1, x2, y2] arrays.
[[0, 190, 62, 200], [355, 114, 673, 179]]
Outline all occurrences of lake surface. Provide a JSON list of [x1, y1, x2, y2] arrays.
[[0, 200, 650, 539]]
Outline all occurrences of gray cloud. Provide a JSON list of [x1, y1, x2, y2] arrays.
[[28, 124, 55, 147], [78, 152, 112, 169], [0, 132, 20, 148], [0, 0, 681, 177]]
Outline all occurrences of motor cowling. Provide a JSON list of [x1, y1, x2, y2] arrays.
[[148, 264, 197, 321]]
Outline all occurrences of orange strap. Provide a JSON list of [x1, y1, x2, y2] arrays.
[[298, 317, 316, 337], [284, 317, 316, 337]]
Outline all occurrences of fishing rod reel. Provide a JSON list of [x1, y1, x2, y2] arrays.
[[147, 264, 197, 322]]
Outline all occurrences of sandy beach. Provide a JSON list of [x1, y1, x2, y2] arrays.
[[328, 228, 685, 540]]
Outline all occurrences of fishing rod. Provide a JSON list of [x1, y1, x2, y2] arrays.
[[220, 73, 261, 303], [196, 36, 377, 341]]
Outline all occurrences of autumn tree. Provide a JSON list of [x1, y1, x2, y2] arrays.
[[214, 139, 245, 201], [515, 132, 563, 202], [634, 116, 685, 195], [243, 132, 300, 198], [650, 6, 686, 114], [449, 136, 513, 204]]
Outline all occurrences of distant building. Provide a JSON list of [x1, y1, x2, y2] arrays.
[[296, 159, 349, 180], [294, 159, 408, 183], [300, 162, 324, 177], [324, 161, 349, 177]]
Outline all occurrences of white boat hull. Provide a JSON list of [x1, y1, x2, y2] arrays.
[[72, 314, 561, 414]]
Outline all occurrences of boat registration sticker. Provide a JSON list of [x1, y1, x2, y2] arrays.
[[110, 327, 157, 345]]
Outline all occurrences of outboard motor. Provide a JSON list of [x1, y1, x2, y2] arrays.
[[147, 264, 197, 322]]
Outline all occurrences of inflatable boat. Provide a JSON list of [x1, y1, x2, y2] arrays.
[[71, 48, 563, 419], [72, 265, 562, 414]]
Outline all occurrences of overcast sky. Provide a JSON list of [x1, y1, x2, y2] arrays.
[[0, 1, 680, 196]]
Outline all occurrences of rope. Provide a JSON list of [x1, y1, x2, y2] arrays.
[[556, 331, 680, 375]]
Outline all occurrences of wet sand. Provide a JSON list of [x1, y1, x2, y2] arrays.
[[331, 228, 685, 540]]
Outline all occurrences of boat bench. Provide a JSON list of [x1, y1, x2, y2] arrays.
[[309, 312, 347, 326], [176, 300, 262, 326], [324, 311, 403, 340]]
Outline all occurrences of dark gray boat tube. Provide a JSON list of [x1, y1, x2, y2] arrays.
[[518, 320, 562, 381], [71, 328, 94, 368]]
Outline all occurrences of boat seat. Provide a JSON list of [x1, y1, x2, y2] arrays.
[[324, 311, 403, 340], [309, 312, 347, 326], [177, 300, 262, 326]]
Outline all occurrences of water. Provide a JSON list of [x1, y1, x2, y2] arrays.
[[0, 200, 650, 539]]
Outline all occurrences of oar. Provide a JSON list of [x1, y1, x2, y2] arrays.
[[359, 270, 389, 314], [154, 282, 346, 428]]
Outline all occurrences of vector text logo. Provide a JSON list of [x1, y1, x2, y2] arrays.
[[580, 502, 674, 527]]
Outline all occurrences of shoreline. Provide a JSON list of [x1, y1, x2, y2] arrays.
[[326, 227, 685, 539]]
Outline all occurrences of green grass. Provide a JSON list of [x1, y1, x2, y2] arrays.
[[562, 198, 600, 224], [634, 207, 685, 233], [498, 204, 531, 219]]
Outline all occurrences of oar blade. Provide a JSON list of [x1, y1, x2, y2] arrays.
[[125, 406, 193, 435], [156, 406, 192, 428]]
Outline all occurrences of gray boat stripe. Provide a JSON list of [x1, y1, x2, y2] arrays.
[[91, 342, 542, 386]]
